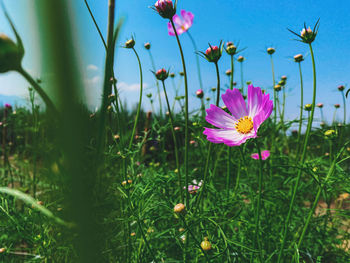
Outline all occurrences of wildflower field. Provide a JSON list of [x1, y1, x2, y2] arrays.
[[1, 1, 350, 262]]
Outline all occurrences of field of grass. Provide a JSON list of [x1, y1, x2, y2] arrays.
[[0, 1, 350, 262]]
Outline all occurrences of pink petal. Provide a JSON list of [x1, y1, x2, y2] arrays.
[[203, 127, 256, 147], [251, 153, 259, 160], [205, 104, 237, 129], [221, 89, 248, 119], [247, 85, 263, 117], [172, 14, 182, 26], [262, 150, 270, 160], [167, 22, 176, 36], [181, 10, 194, 27]]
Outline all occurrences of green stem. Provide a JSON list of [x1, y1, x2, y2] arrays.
[[170, 19, 189, 208], [187, 31, 203, 91], [148, 50, 163, 117], [342, 91, 346, 125], [296, 62, 304, 160], [161, 80, 183, 203], [128, 48, 143, 150], [270, 55, 276, 126], [277, 43, 317, 263], [195, 61, 221, 210], [240, 61, 244, 94], [251, 141, 264, 263], [332, 109, 337, 125], [226, 147, 231, 199], [136, 219, 158, 263], [17, 67, 57, 115], [230, 55, 234, 90], [296, 141, 348, 251]]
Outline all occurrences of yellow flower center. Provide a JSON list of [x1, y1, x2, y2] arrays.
[[235, 116, 253, 134]]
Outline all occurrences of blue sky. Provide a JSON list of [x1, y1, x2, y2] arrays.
[[1, 0, 350, 124]]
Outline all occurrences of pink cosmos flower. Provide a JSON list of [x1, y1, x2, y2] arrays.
[[251, 150, 270, 160], [203, 85, 273, 146], [167, 10, 194, 36]]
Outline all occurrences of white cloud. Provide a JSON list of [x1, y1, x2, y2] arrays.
[[85, 76, 101, 86], [118, 82, 148, 92], [87, 64, 98, 71]]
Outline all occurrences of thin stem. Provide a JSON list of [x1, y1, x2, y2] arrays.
[[17, 67, 57, 115], [136, 219, 158, 263], [296, 142, 348, 250], [187, 31, 203, 91], [270, 55, 276, 126], [148, 50, 163, 117], [230, 55, 234, 90], [342, 91, 346, 125], [83, 0, 107, 49], [332, 109, 337, 125], [251, 141, 264, 263], [170, 19, 189, 208], [277, 43, 317, 262], [128, 48, 143, 150], [296, 62, 304, 160], [240, 61, 244, 94], [226, 147, 232, 199], [195, 61, 221, 210], [161, 80, 183, 203]]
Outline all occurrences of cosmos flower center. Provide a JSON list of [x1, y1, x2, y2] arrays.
[[235, 116, 253, 134]]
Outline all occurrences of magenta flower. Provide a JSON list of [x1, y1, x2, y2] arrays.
[[251, 150, 270, 160], [154, 0, 176, 19], [167, 10, 194, 36], [203, 85, 273, 146]]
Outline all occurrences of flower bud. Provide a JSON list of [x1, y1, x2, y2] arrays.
[[300, 26, 317, 43], [294, 54, 304, 62], [113, 134, 120, 140], [205, 97, 210, 101], [4, 103, 12, 109], [278, 80, 286, 86], [211, 87, 216, 92], [179, 71, 184, 76], [196, 89, 204, 98], [320, 122, 326, 128], [146, 93, 152, 98], [338, 85, 345, 91], [0, 248, 5, 253], [316, 103, 323, 108], [334, 104, 340, 108], [174, 203, 186, 214], [0, 34, 23, 73], [237, 56, 245, 62], [201, 237, 212, 251], [274, 84, 281, 92], [108, 94, 116, 102], [205, 45, 221, 63], [225, 42, 237, 56], [174, 126, 181, 131], [324, 129, 335, 137], [267, 47, 275, 55], [225, 69, 232, 76], [125, 38, 135, 49], [144, 42, 151, 50], [233, 81, 237, 86], [281, 75, 287, 81], [154, 0, 176, 19], [155, 68, 168, 81], [304, 103, 312, 111]]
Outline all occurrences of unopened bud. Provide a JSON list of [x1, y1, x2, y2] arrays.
[[144, 42, 151, 50], [155, 68, 168, 81], [267, 47, 275, 55], [304, 104, 312, 111], [0, 34, 24, 73], [338, 85, 345, 91], [237, 56, 245, 62], [174, 203, 186, 214], [294, 54, 304, 62], [334, 104, 340, 108], [274, 85, 281, 92], [125, 38, 135, 49], [316, 103, 323, 108], [201, 237, 212, 251], [225, 69, 232, 76]]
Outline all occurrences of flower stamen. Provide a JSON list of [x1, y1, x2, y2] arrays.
[[235, 116, 253, 134]]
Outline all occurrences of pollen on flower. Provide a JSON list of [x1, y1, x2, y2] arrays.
[[235, 116, 253, 134]]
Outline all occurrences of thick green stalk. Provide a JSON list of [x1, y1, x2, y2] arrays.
[[128, 48, 143, 150], [148, 50, 163, 117], [296, 62, 304, 160], [170, 19, 189, 208], [270, 55, 276, 126], [161, 80, 183, 203], [277, 43, 317, 263]]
